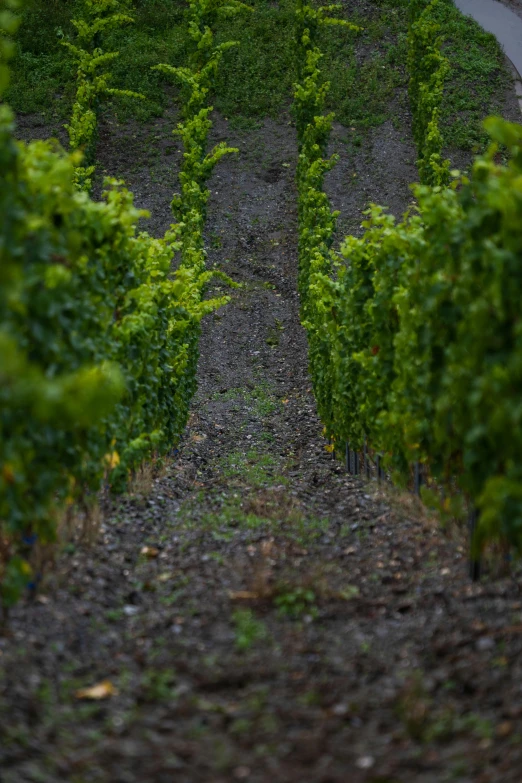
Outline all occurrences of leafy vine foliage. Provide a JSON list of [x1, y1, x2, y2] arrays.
[[153, 0, 250, 282], [407, 0, 450, 186], [295, 0, 522, 554], [293, 0, 359, 433], [0, 0, 240, 605], [63, 0, 145, 191]]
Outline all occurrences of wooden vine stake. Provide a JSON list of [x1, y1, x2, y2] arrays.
[[468, 506, 481, 582], [414, 461, 422, 497]]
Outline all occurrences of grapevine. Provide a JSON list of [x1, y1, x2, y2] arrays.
[[407, 0, 450, 186], [294, 0, 522, 556], [0, 0, 240, 604], [63, 0, 145, 191]]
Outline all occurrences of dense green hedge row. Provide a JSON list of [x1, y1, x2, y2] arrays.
[[295, 1, 522, 554], [0, 0, 242, 605], [407, 0, 450, 186], [320, 121, 522, 552]]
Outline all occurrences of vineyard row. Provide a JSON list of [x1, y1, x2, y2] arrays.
[[295, 0, 522, 560], [0, 0, 247, 605]]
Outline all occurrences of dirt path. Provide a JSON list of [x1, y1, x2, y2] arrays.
[[2, 107, 522, 782]]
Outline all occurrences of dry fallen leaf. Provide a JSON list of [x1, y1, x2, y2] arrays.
[[75, 680, 118, 700], [260, 538, 275, 556], [104, 451, 120, 470], [229, 590, 259, 601], [2, 463, 15, 484], [140, 546, 159, 558], [497, 721, 513, 738]]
